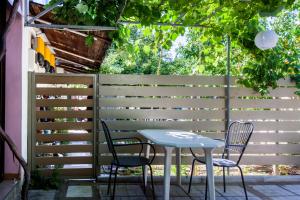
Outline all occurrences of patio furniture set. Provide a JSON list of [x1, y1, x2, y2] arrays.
[[101, 120, 254, 200]]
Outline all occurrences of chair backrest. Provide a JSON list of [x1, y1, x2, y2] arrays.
[[224, 121, 254, 165], [101, 120, 118, 163]]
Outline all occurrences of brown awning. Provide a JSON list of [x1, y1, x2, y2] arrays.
[[29, 2, 112, 73]]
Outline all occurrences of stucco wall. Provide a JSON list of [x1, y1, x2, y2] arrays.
[[5, 13, 22, 175]]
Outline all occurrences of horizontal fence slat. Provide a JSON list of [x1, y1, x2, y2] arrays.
[[99, 75, 294, 87], [99, 144, 300, 154], [99, 98, 225, 108], [36, 133, 93, 142], [36, 111, 93, 118], [35, 156, 93, 165], [251, 132, 300, 142], [99, 74, 228, 85], [231, 99, 300, 109], [99, 109, 225, 120], [98, 131, 225, 142], [102, 121, 225, 131], [99, 86, 225, 96], [98, 131, 300, 143], [36, 99, 93, 107], [36, 88, 94, 96], [100, 121, 300, 131], [35, 145, 93, 153], [37, 168, 93, 177], [276, 78, 296, 86], [231, 88, 298, 98], [99, 86, 297, 98], [231, 111, 300, 120], [252, 121, 300, 131], [100, 109, 300, 121], [36, 122, 93, 130], [36, 74, 94, 84], [98, 155, 300, 165], [99, 98, 300, 109]]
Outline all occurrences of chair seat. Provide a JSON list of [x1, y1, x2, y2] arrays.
[[195, 157, 237, 167], [112, 156, 150, 167]]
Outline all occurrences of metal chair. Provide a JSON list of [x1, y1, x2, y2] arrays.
[[101, 120, 156, 199], [188, 121, 254, 200]]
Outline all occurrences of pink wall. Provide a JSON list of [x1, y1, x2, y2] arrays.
[[5, 13, 22, 175]]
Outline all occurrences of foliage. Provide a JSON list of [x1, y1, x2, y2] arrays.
[[48, 0, 299, 95], [30, 169, 62, 190], [236, 10, 300, 95], [101, 7, 299, 91]]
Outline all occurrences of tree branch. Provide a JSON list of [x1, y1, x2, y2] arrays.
[[116, 0, 128, 23]]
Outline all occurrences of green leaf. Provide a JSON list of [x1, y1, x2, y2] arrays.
[[85, 35, 94, 47], [75, 3, 88, 14], [143, 45, 151, 55]]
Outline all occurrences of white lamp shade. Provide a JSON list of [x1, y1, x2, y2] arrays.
[[254, 30, 279, 50]]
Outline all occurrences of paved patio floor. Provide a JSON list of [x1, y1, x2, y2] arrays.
[[29, 181, 300, 200]]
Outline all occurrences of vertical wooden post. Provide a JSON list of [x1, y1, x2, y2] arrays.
[[225, 35, 231, 175], [93, 74, 98, 179], [29, 72, 36, 171], [225, 35, 231, 133]]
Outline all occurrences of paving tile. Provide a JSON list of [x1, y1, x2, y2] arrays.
[[153, 185, 187, 197], [101, 197, 147, 200], [66, 185, 92, 197], [28, 190, 56, 200], [181, 185, 222, 197], [250, 185, 294, 197], [281, 185, 300, 195], [156, 197, 191, 200], [270, 197, 300, 200], [224, 197, 262, 200], [216, 185, 256, 197], [98, 184, 145, 198], [190, 197, 226, 200]]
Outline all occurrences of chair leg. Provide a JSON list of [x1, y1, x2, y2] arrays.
[[237, 166, 248, 200], [107, 164, 113, 195], [205, 175, 208, 200], [148, 164, 155, 198], [112, 166, 119, 200], [223, 166, 226, 193], [188, 159, 196, 193], [142, 166, 146, 192]]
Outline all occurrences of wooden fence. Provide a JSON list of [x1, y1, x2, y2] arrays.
[[98, 74, 300, 166], [29, 73, 300, 178], [29, 73, 97, 178]]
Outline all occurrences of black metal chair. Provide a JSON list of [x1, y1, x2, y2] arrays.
[[188, 121, 254, 200], [101, 120, 156, 199]]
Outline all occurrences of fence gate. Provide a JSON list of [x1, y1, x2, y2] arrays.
[[28, 73, 97, 178]]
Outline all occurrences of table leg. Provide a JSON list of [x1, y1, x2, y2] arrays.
[[164, 147, 174, 200], [204, 148, 215, 200], [144, 139, 150, 187], [176, 148, 181, 185]]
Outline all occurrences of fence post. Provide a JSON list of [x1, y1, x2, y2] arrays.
[[93, 74, 99, 179], [27, 72, 36, 171], [225, 35, 231, 132], [225, 35, 231, 175]]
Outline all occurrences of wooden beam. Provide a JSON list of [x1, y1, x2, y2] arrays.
[[57, 57, 94, 71], [51, 46, 97, 63], [58, 64, 90, 73]]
